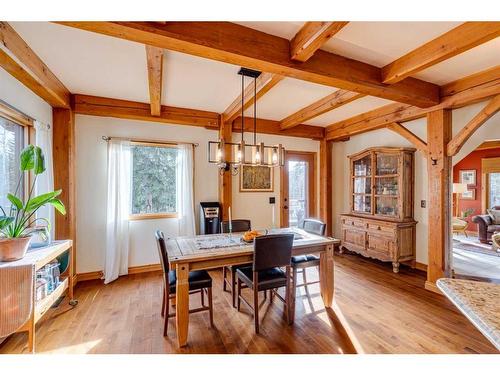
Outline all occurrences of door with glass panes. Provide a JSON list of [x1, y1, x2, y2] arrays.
[[281, 151, 316, 228]]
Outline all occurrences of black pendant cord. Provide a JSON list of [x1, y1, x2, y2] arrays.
[[253, 77, 257, 146], [241, 73, 244, 145]]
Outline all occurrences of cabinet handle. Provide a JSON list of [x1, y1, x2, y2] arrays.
[[377, 226, 381, 230]]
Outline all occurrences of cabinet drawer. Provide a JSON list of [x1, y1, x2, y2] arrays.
[[367, 223, 395, 236], [341, 217, 366, 229], [343, 228, 366, 248], [367, 233, 393, 255]]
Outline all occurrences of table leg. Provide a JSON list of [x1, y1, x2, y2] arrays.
[[319, 244, 334, 308], [176, 263, 190, 347]]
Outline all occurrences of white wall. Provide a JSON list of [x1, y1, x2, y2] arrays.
[[231, 133, 320, 229], [75, 115, 320, 273]]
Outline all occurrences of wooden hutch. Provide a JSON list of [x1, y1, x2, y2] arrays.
[[340, 147, 417, 273]]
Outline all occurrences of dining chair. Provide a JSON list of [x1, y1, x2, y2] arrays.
[[236, 233, 294, 334], [221, 219, 252, 308], [292, 219, 326, 296], [155, 230, 214, 336]]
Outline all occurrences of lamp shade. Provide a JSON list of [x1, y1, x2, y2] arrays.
[[453, 183, 468, 194]]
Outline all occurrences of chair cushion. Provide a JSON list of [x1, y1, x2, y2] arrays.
[[487, 225, 500, 233], [168, 270, 212, 293], [292, 254, 320, 264], [236, 266, 287, 291], [487, 209, 500, 225]]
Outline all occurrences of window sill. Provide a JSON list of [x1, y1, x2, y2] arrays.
[[129, 213, 178, 221]]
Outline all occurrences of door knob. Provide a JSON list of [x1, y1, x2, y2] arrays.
[[284, 205, 289, 209]]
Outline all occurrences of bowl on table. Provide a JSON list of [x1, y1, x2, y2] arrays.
[[241, 230, 263, 243]]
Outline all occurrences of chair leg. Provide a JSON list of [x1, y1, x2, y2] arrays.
[[292, 266, 297, 319], [208, 287, 214, 327], [237, 278, 242, 311], [201, 288, 205, 307], [303, 268, 310, 295], [161, 284, 165, 318], [253, 277, 259, 334], [164, 293, 170, 336], [223, 266, 228, 292], [285, 266, 292, 325], [231, 267, 237, 308]]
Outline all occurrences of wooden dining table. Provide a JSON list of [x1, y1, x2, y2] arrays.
[[165, 227, 340, 347]]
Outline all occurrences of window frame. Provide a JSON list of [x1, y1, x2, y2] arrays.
[[128, 140, 180, 221], [0, 101, 34, 203]]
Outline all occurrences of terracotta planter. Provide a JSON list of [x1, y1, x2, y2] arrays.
[[0, 237, 32, 262]]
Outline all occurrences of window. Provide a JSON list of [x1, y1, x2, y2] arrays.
[[488, 172, 500, 208], [0, 117, 25, 209], [130, 142, 178, 219]]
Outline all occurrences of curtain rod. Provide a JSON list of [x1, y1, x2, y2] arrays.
[[0, 98, 37, 123], [101, 136, 198, 147]]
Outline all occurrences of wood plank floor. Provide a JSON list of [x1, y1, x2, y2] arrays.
[[1, 252, 497, 354]]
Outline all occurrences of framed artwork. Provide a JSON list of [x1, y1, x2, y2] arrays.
[[459, 169, 476, 186], [240, 165, 274, 192], [461, 188, 476, 200]]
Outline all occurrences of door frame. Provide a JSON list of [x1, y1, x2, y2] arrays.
[[280, 150, 317, 228]]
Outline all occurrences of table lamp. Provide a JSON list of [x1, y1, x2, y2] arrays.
[[452, 183, 468, 217]]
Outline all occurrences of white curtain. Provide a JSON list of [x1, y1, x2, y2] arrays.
[[104, 139, 131, 284], [34, 121, 54, 239], [176, 144, 195, 236]]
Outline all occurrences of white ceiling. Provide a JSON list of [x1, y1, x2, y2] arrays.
[[7, 21, 499, 127]]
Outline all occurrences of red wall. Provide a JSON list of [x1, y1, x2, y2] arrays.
[[453, 148, 500, 231]]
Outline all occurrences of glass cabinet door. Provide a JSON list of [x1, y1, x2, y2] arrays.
[[376, 153, 398, 175], [353, 154, 372, 176], [354, 195, 372, 213], [375, 196, 398, 217], [375, 176, 398, 196]]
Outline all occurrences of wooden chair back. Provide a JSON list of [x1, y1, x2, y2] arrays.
[[253, 234, 294, 272], [221, 219, 251, 233], [299, 219, 326, 236]]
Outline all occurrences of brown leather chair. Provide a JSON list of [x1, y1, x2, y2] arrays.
[[221, 219, 252, 307], [236, 233, 294, 334], [472, 206, 500, 243], [155, 230, 214, 336], [291, 219, 326, 304]]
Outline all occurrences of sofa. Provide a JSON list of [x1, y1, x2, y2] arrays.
[[472, 206, 500, 243]]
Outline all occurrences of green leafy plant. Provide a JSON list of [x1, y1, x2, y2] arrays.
[[0, 145, 66, 239], [462, 208, 475, 218]]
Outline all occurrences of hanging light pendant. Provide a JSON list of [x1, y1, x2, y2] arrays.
[[208, 67, 285, 175]]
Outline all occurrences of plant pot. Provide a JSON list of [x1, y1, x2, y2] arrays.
[[0, 236, 32, 262]]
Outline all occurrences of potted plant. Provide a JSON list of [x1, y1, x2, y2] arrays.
[[0, 145, 65, 262]]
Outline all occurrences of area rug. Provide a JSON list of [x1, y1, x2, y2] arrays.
[[453, 239, 500, 257]]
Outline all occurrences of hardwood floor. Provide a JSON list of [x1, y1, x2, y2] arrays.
[[1, 252, 497, 354]]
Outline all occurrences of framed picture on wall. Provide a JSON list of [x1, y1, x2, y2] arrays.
[[240, 165, 274, 192], [459, 169, 476, 186], [461, 188, 476, 200]]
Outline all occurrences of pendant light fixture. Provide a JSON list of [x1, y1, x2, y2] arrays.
[[208, 68, 285, 175]]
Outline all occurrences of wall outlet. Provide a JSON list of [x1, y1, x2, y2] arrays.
[[421, 200, 426, 208], [269, 197, 276, 204]]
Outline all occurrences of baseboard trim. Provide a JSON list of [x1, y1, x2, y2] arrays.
[[424, 281, 442, 295], [415, 262, 427, 272], [76, 263, 162, 285]]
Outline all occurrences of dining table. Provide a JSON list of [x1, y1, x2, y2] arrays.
[[165, 227, 340, 347]]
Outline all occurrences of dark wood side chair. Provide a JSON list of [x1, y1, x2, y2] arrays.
[[221, 219, 252, 308], [155, 230, 214, 336], [236, 233, 294, 334], [292, 219, 326, 295]]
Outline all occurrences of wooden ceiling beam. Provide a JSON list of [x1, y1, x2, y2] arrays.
[[326, 66, 500, 141], [0, 22, 70, 108], [222, 73, 283, 124], [447, 94, 500, 156], [72, 94, 220, 128], [145, 45, 164, 116], [382, 22, 500, 84], [290, 22, 348, 62], [56, 22, 439, 108], [386, 122, 428, 154], [280, 90, 364, 129], [232, 116, 325, 140]]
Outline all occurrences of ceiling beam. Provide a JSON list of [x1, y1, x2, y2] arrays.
[[280, 90, 364, 129], [447, 94, 500, 156], [325, 66, 500, 141], [290, 22, 348, 62], [381, 22, 500, 84], [145, 45, 164, 116], [56, 22, 440, 108], [232, 116, 325, 140], [222, 72, 283, 124], [72, 94, 220, 128], [0, 22, 70, 108], [386, 122, 428, 154]]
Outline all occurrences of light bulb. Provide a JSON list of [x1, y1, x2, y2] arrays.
[[255, 151, 261, 163], [272, 150, 278, 164]]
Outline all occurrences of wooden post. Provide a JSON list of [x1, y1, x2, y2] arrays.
[[52, 108, 76, 275], [218, 120, 232, 221], [426, 109, 452, 291], [320, 139, 333, 236]]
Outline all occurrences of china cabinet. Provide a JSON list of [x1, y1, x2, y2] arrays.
[[340, 147, 417, 272]]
